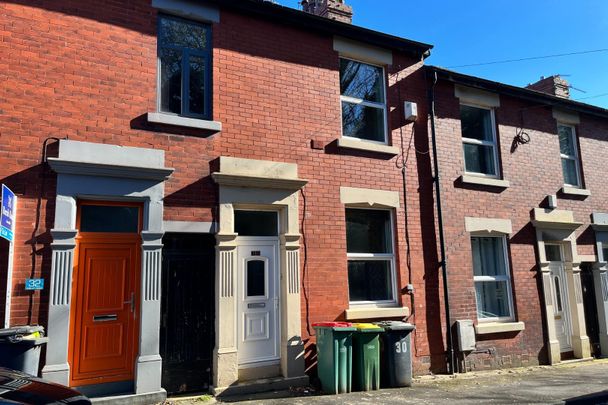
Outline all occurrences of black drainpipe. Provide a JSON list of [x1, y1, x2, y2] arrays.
[[427, 69, 455, 375]]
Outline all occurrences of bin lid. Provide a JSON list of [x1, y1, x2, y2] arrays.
[[0, 326, 45, 343], [353, 323, 384, 332], [374, 321, 415, 331], [312, 322, 356, 331]]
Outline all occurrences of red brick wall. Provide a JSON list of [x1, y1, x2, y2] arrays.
[[431, 79, 607, 370], [0, 0, 447, 376]]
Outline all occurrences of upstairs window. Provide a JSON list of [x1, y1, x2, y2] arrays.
[[340, 58, 387, 144], [158, 15, 212, 119], [346, 208, 396, 305], [472, 236, 514, 321], [558, 124, 581, 187], [460, 105, 499, 177]]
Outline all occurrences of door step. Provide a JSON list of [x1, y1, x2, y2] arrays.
[[90, 389, 167, 405], [559, 357, 595, 365], [211, 375, 309, 398]]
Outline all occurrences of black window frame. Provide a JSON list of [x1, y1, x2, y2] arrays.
[[157, 14, 212, 120]]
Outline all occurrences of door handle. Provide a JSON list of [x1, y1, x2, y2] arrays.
[[124, 292, 135, 313]]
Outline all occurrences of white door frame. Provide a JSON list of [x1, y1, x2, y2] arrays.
[[236, 236, 281, 367]]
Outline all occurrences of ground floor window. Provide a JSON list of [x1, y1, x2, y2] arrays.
[[471, 236, 514, 321], [346, 208, 396, 305]]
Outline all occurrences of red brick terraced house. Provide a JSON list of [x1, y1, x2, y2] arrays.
[[0, 0, 434, 401], [426, 66, 608, 370], [1, 0, 608, 403]]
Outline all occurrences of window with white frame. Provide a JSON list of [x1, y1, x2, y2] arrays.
[[340, 58, 387, 143], [460, 104, 499, 177], [346, 208, 396, 304], [158, 15, 212, 119], [558, 124, 581, 187], [471, 236, 514, 321]]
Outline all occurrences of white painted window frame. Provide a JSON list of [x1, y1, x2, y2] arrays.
[[471, 235, 515, 323], [557, 123, 582, 188], [339, 57, 389, 146], [460, 103, 500, 179], [346, 207, 398, 307]]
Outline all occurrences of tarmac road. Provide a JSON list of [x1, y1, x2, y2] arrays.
[[207, 359, 608, 405]]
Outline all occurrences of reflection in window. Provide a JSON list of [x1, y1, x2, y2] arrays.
[[340, 59, 387, 143], [235, 211, 278, 237], [545, 245, 562, 262], [247, 260, 265, 297], [158, 15, 211, 119], [558, 124, 581, 187], [471, 236, 513, 320], [80, 205, 139, 233], [460, 105, 498, 176], [346, 209, 395, 303]]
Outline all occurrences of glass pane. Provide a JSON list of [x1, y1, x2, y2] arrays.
[[247, 260, 265, 297], [160, 47, 182, 114], [346, 209, 392, 254], [159, 17, 208, 50], [602, 247, 608, 262], [558, 125, 575, 156], [340, 59, 384, 103], [545, 245, 562, 262], [342, 101, 385, 142], [235, 211, 278, 237], [471, 237, 506, 277], [561, 158, 579, 186], [463, 143, 496, 175], [189, 55, 206, 115], [475, 281, 510, 318], [80, 205, 139, 233], [348, 260, 393, 302], [554, 276, 563, 312], [460, 105, 494, 142]]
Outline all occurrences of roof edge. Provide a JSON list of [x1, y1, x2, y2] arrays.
[[426, 66, 608, 120], [206, 0, 433, 60]]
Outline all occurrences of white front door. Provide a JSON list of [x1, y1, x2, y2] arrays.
[[237, 239, 280, 366], [546, 244, 573, 352]]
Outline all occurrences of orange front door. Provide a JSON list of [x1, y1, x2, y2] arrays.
[[69, 202, 141, 387]]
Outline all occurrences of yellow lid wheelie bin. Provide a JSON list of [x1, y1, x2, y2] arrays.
[[352, 323, 383, 391]]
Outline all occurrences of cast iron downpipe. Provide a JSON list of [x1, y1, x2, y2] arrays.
[[427, 69, 455, 375]]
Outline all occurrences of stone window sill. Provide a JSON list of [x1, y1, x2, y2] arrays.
[[475, 321, 525, 335], [337, 138, 399, 155], [345, 306, 409, 320], [461, 174, 510, 188], [147, 112, 222, 132], [561, 186, 591, 197]]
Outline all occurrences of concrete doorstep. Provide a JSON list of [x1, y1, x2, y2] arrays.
[[163, 358, 608, 405]]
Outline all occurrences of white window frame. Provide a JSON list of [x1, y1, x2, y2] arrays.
[[460, 103, 500, 179], [346, 207, 398, 307], [471, 235, 515, 322], [557, 123, 582, 188], [339, 57, 389, 145]]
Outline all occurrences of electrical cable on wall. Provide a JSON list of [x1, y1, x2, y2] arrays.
[[391, 67, 420, 357], [299, 187, 313, 336]]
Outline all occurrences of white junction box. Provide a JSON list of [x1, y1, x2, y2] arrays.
[[456, 319, 476, 352], [404, 101, 418, 122]]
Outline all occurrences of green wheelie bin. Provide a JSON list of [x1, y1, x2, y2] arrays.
[[352, 323, 383, 391], [313, 322, 356, 394]]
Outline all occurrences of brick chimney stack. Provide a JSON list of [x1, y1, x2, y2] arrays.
[[526, 75, 571, 99], [301, 0, 353, 24]]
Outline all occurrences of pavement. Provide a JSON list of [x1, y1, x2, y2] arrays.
[[167, 359, 608, 405]]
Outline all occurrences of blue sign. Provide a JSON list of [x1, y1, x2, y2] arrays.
[[25, 279, 44, 291], [1, 185, 16, 242]]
